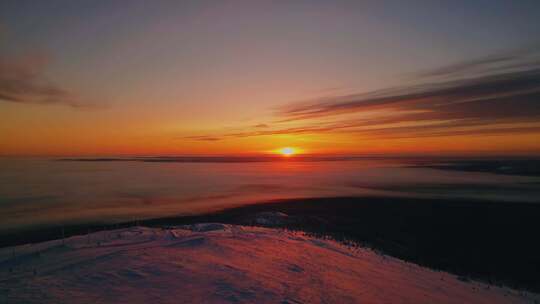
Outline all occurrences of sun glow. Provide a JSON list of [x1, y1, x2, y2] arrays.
[[278, 147, 297, 156]]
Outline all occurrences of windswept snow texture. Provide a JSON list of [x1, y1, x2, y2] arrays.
[[1, 224, 537, 304]]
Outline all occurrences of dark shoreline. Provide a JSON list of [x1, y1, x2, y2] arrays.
[[2, 196, 540, 292]]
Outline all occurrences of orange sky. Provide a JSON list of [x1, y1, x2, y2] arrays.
[[1, 1, 540, 157]]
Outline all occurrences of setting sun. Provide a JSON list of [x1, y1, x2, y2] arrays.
[[278, 147, 297, 156]]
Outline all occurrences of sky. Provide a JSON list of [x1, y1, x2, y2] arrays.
[[1, 0, 540, 156]]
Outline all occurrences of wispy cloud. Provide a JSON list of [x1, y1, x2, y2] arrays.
[[280, 68, 540, 122], [0, 52, 93, 108], [415, 45, 540, 80], [187, 47, 540, 141], [184, 135, 223, 141]]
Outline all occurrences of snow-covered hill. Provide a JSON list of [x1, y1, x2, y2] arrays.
[[1, 224, 537, 303]]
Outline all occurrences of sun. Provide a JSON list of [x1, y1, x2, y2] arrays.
[[270, 146, 303, 157], [278, 147, 297, 156]]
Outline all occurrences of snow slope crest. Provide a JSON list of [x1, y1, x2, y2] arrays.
[[0, 225, 538, 304]]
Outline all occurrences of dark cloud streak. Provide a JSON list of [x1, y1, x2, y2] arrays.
[[0, 52, 91, 108], [280, 68, 540, 121], [187, 48, 540, 141]]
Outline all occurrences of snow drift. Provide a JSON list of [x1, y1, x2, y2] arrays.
[[1, 224, 537, 303]]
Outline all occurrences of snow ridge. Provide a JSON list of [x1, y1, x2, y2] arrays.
[[0, 224, 537, 304]]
